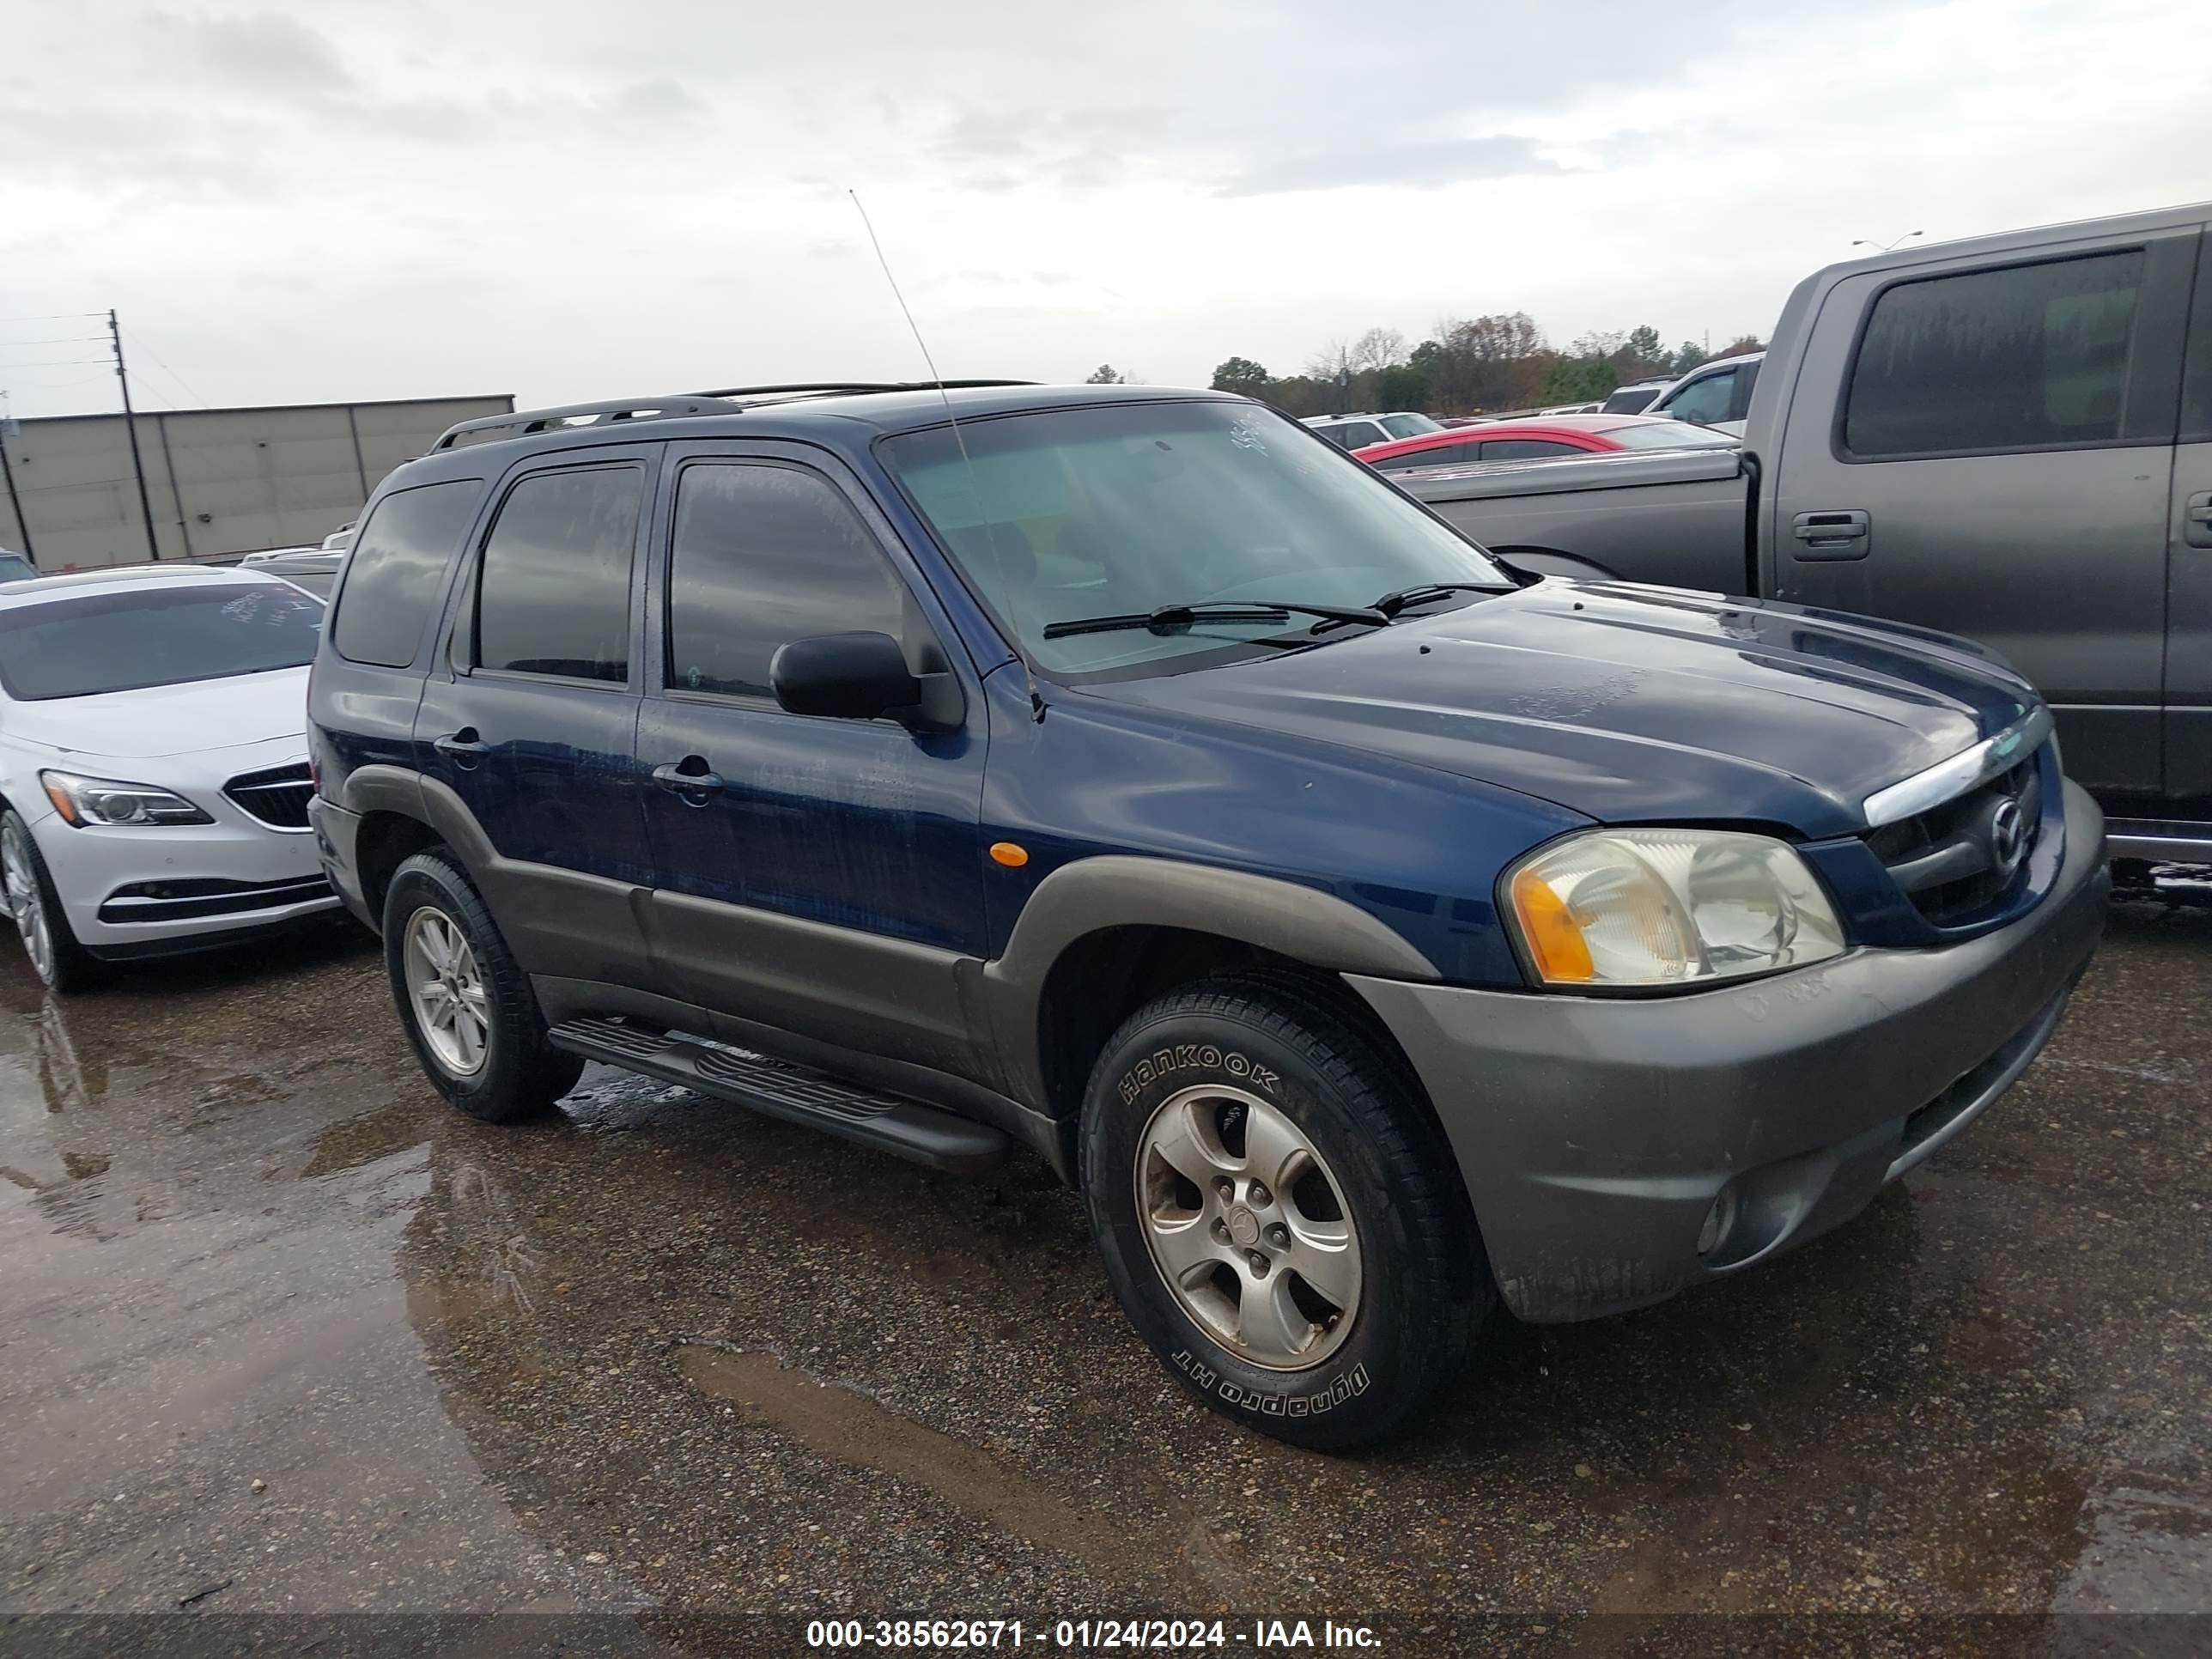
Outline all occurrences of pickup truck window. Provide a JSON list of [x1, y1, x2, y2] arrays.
[[665, 462, 908, 701], [884, 401, 1509, 678], [1844, 249, 2144, 459], [475, 465, 641, 684]]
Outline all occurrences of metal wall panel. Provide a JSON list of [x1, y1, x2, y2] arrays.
[[0, 395, 512, 570]]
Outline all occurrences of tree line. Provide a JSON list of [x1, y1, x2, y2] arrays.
[[1085, 318, 1764, 419]]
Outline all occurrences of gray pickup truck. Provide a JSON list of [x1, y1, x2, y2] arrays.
[[1402, 200, 2212, 861]]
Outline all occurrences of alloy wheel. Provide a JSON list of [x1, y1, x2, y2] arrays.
[[1134, 1083, 1364, 1370], [404, 905, 491, 1077], [2, 827, 54, 987]]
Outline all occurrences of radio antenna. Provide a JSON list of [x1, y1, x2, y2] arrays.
[[848, 189, 1043, 722]]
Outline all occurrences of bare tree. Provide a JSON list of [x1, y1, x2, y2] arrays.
[[1350, 326, 1406, 375]]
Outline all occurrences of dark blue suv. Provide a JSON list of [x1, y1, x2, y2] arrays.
[[307, 382, 2108, 1447]]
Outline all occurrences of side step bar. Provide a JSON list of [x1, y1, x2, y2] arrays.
[[2106, 818, 2212, 865], [547, 1017, 1007, 1174]]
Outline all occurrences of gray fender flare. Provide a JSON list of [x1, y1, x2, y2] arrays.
[[980, 855, 1439, 1112]]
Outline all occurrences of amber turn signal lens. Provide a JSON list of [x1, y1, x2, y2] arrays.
[[989, 842, 1030, 868], [1510, 866, 1595, 983]]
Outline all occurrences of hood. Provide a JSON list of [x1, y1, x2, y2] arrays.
[[1087, 583, 2036, 839], [4, 665, 309, 761]]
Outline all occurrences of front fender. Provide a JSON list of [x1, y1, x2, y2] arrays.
[[980, 854, 1440, 1110]]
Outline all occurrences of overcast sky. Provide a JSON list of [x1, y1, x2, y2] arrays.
[[3, 0, 2209, 419]]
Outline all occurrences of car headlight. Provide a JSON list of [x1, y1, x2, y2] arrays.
[[1505, 828, 1845, 988], [40, 770, 213, 828]]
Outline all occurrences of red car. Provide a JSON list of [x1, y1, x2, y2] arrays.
[[1352, 412, 1736, 472]]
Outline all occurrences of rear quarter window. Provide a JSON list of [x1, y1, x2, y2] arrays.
[[331, 480, 487, 668]]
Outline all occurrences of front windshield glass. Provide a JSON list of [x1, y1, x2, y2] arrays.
[[882, 401, 1509, 676], [1376, 412, 1443, 439], [1601, 418, 1740, 450], [0, 583, 324, 701]]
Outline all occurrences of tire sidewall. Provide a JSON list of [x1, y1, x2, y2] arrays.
[[1081, 1000, 1429, 1443], [2, 809, 96, 994], [382, 858, 514, 1114]]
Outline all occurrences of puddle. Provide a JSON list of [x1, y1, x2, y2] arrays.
[[675, 1344, 1249, 1601]]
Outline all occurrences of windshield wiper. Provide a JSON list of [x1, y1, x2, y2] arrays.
[[1306, 580, 1517, 635], [1042, 599, 1389, 641]]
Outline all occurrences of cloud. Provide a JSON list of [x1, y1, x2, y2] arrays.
[[160, 11, 355, 96], [1219, 136, 1567, 198]]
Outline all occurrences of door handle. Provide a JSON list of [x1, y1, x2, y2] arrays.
[[2187, 491, 2212, 550], [434, 729, 489, 764], [652, 760, 726, 796], [1790, 509, 1870, 561]]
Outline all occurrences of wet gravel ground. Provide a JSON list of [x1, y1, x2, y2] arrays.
[[1, 900, 2207, 1657]]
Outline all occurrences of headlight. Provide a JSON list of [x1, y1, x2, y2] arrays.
[[40, 770, 213, 828], [1505, 828, 1845, 988]]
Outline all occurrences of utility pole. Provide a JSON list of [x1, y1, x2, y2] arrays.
[[0, 392, 33, 565], [108, 310, 162, 562]]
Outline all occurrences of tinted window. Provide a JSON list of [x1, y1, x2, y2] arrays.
[[667, 464, 907, 700], [1332, 422, 1386, 448], [1600, 386, 1661, 415], [1844, 252, 2144, 458], [2183, 238, 2212, 441], [1378, 442, 1476, 471], [0, 583, 324, 701], [1482, 439, 1579, 460], [331, 480, 483, 667], [1662, 368, 1737, 427], [476, 466, 641, 682]]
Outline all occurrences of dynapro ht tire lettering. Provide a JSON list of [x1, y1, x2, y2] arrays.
[[1079, 976, 1490, 1449]]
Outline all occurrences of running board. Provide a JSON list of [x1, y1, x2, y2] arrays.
[[547, 1017, 1007, 1174], [2106, 818, 2212, 864]]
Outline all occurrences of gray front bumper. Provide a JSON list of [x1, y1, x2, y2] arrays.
[[1348, 781, 2109, 1324]]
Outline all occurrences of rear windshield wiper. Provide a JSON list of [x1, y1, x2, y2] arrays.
[[1042, 599, 1389, 641], [1307, 580, 1518, 635]]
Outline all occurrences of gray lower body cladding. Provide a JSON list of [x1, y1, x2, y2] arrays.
[[1347, 780, 2110, 1324]]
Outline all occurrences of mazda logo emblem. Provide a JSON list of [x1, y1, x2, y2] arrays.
[[1989, 798, 2027, 877]]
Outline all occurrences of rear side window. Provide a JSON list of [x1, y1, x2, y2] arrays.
[[1329, 422, 1385, 449], [1379, 442, 1476, 471], [331, 480, 484, 667], [1844, 251, 2145, 459], [665, 463, 908, 701], [476, 465, 641, 683]]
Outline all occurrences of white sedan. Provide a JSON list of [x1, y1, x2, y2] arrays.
[[0, 565, 341, 992]]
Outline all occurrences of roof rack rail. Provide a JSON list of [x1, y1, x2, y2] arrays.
[[430, 380, 1040, 451]]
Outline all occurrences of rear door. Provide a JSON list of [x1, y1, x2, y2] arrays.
[[634, 442, 988, 1075], [1770, 229, 2199, 798], [2168, 228, 2212, 801], [415, 447, 657, 984]]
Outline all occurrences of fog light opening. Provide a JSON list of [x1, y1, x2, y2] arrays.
[[1697, 1183, 1741, 1259]]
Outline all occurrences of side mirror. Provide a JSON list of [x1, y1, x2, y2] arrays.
[[771, 631, 923, 723]]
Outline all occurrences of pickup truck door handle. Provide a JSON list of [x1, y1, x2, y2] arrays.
[[2186, 491, 2212, 549], [652, 759, 726, 797], [1790, 509, 1871, 560], [433, 728, 489, 765]]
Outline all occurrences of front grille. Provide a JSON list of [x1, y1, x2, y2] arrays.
[[1865, 751, 2043, 925], [225, 762, 314, 830]]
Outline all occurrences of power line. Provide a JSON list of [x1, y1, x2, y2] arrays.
[[0, 312, 105, 324], [131, 335, 210, 408]]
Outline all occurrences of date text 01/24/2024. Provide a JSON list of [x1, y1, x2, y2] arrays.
[[805, 1619, 1383, 1650]]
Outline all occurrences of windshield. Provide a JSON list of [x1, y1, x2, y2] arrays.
[[882, 401, 1510, 676], [1601, 419, 1741, 450], [269, 565, 339, 598], [1376, 413, 1443, 439], [0, 583, 324, 701]]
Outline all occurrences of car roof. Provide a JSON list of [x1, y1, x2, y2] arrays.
[[0, 563, 294, 610]]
